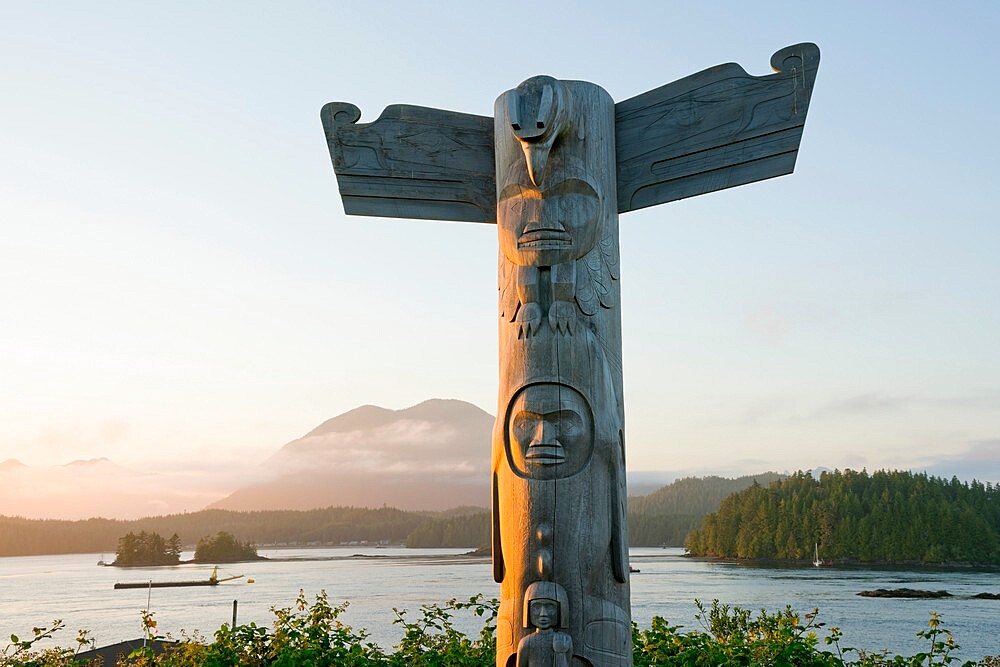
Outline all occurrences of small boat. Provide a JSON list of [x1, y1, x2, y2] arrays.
[[114, 566, 243, 590], [97, 555, 109, 566], [813, 542, 823, 567], [629, 566, 640, 573]]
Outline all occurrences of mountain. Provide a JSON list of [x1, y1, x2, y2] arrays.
[[626, 470, 677, 497], [627, 472, 785, 546], [0, 397, 777, 521], [208, 399, 495, 511], [629, 472, 785, 516]]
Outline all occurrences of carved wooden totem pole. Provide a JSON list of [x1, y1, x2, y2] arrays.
[[321, 44, 819, 667]]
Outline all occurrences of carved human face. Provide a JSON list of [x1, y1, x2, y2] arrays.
[[497, 169, 602, 268], [528, 599, 559, 630], [506, 383, 593, 479]]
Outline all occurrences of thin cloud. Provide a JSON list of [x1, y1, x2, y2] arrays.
[[936, 389, 1000, 410], [7, 419, 136, 468], [815, 389, 1000, 418], [913, 440, 1000, 484], [734, 389, 1000, 423], [0, 459, 231, 519], [743, 306, 788, 345], [817, 393, 912, 416], [270, 418, 485, 475]]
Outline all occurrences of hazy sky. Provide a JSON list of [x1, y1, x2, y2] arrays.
[[2, 0, 998, 503]]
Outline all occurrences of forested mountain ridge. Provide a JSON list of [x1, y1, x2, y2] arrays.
[[1, 474, 769, 555], [406, 474, 791, 549], [12, 470, 990, 560], [405, 511, 489, 549], [629, 473, 784, 515], [628, 473, 784, 546], [0, 507, 435, 557], [685, 469, 1000, 565]]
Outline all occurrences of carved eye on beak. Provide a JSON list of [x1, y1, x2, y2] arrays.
[[507, 77, 568, 186], [509, 83, 556, 140]]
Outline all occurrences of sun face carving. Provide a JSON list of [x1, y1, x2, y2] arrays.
[[505, 383, 594, 480]]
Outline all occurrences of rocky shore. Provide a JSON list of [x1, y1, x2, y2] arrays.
[[857, 588, 952, 598]]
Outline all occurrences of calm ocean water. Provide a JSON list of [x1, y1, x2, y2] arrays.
[[1, 548, 998, 660]]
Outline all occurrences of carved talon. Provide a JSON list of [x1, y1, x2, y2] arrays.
[[517, 302, 543, 339], [548, 300, 576, 336]]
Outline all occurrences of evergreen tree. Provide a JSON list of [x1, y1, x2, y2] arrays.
[[194, 532, 259, 563], [685, 469, 1000, 565], [167, 533, 182, 560], [113, 530, 180, 566]]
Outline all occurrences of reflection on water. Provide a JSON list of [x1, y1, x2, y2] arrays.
[[1, 548, 997, 660]]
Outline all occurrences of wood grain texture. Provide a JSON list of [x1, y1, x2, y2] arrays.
[[318, 45, 820, 667], [320, 43, 819, 224], [614, 42, 820, 213], [320, 102, 496, 223], [492, 79, 631, 667]]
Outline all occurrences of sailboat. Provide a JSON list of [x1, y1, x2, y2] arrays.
[[813, 542, 823, 567]]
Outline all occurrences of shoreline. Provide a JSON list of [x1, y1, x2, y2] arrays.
[[8, 547, 1000, 573], [680, 553, 1000, 572]]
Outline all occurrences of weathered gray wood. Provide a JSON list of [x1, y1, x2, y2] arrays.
[[492, 78, 631, 667], [320, 102, 496, 223], [318, 44, 820, 667], [516, 581, 573, 666], [614, 43, 820, 212], [321, 43, 820, 225]]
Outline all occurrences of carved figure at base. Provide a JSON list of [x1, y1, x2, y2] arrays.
[[516, 582, 573, 667], [493, 328, 631, 667]]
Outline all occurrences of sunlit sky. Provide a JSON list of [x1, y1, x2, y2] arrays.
[[2, 1, 998, 511]]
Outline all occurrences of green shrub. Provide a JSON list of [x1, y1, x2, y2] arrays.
[[2, 595, 994, 666]]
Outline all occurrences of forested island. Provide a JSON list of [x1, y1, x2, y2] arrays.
[[113, 531, 182, 565], [111, 530, 261, 565], [0, 506, 485, 557], [193, 531, 261, 563], [685, 469, 1000, 566]]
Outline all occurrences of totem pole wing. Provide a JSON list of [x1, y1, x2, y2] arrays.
[[321, 102, 497, 223], [615, 43, 820, 214]]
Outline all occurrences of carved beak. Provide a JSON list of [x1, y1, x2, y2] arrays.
[[522, 142, 552, 187], [508, 78, 566, 187]]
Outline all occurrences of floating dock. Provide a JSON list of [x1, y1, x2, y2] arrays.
[[114, 567, 242, 589]]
